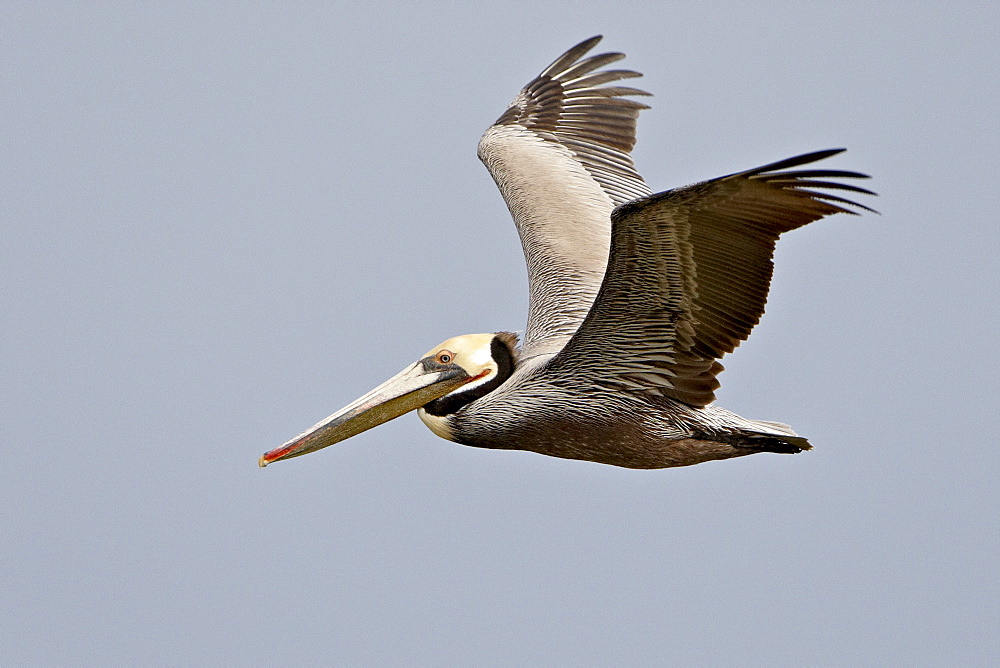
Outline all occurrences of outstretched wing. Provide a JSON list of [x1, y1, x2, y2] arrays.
[[478, 36, 652, 358], [547, 149, 876, 406]]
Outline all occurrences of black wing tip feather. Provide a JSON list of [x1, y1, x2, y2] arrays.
[[799, 189, 879, 215], [741, 148, 874, 184], [612, 147, 879, 220], [741, 148, 879, 214], [743, 148, 846, 176]]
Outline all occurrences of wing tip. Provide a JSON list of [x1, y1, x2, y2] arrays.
[[743, 148, 879, 215], [540, 35, 604, 78], [743, 148, 846, 176]]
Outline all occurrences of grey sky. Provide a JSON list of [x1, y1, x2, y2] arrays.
[[3, 2, 998, 665]]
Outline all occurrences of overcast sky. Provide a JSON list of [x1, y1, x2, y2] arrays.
[[3, 2, 998, 665]]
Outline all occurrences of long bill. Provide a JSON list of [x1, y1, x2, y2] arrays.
[[259, 360, 471, 467]]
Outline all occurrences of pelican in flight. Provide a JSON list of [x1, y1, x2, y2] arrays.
[[260, 36, 874, 470]]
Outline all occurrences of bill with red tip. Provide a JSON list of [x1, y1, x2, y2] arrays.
[[259, 359, 473, 467]]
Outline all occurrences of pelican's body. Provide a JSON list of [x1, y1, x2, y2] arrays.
[[260, 37, 874, 470], [418, 355, 808, 469]]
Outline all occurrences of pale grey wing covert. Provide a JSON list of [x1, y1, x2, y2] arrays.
[[546, 149, 876, 407], [477, 36, 652, 359]]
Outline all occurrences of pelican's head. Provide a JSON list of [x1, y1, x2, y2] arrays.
[[259, 332, 518, 467]]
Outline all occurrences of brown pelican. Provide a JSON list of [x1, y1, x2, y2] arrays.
[[260, 36, 874, 470]]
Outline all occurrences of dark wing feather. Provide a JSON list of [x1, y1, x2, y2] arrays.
[[478, 36, 652, 358], [547, 149, 876, 406]]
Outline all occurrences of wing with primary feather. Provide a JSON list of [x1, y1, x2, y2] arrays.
[[478, 36, 652, 358], [547, 149, 876, 406]]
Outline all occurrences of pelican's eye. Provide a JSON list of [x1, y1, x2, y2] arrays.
[[436, 350, 455, 364]]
